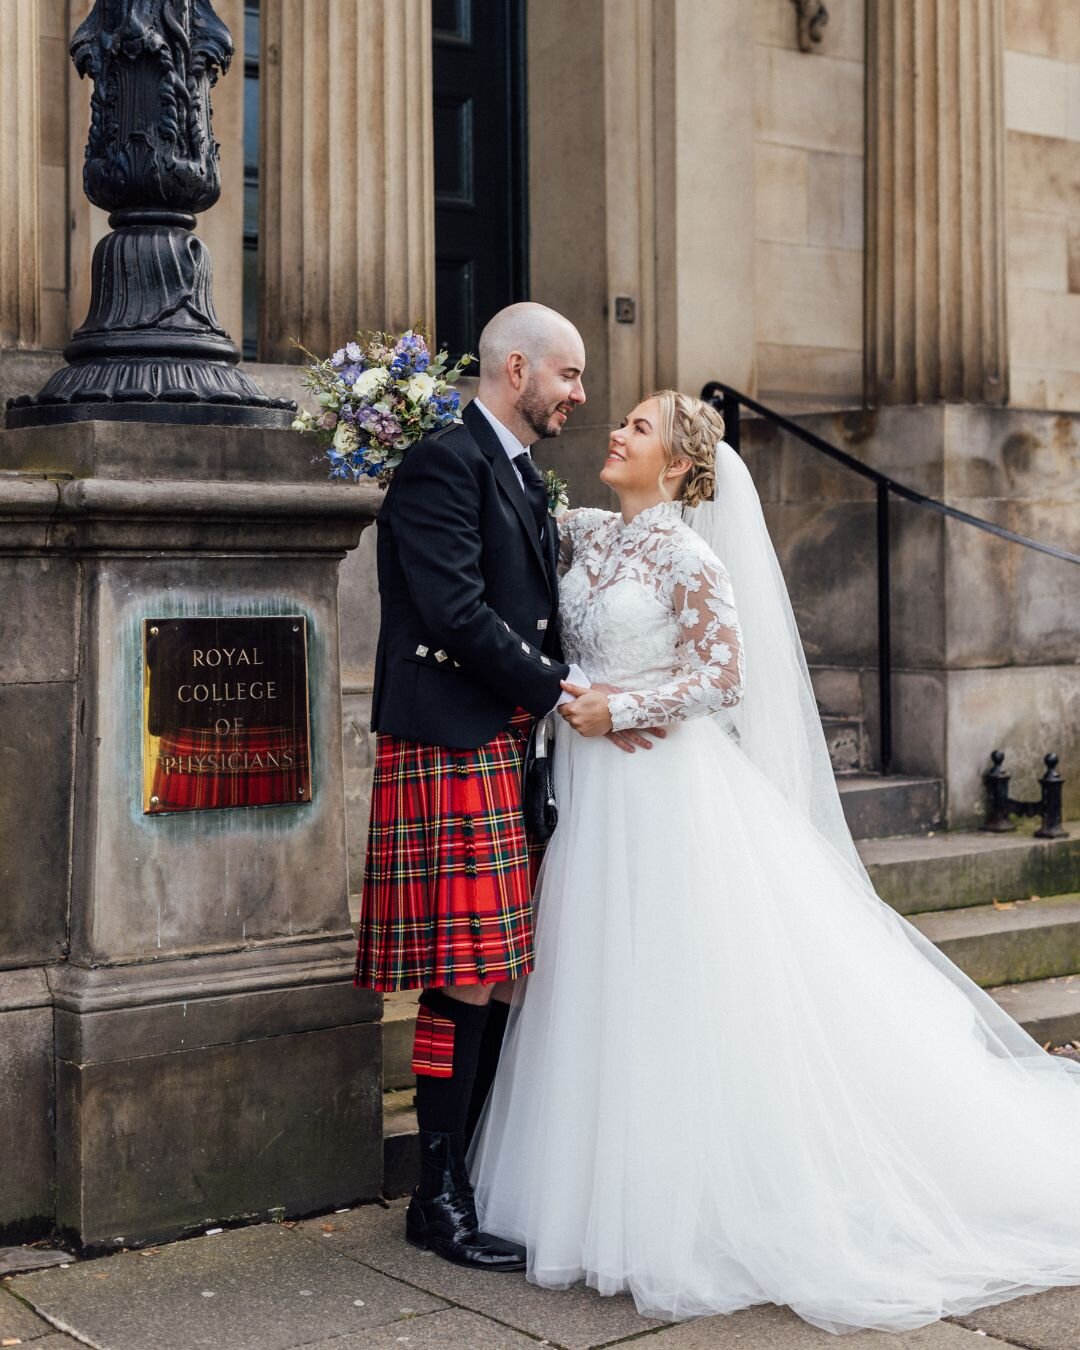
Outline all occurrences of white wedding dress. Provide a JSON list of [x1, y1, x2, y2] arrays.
[[471, 500, 1080, 1334]]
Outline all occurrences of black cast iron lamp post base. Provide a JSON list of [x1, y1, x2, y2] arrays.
[[5, 0, 293, 430]]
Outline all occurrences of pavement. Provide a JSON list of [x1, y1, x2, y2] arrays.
[[4, 1202, 1080, 1350]]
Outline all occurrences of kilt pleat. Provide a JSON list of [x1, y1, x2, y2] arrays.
[[355, 711, 542, 991]]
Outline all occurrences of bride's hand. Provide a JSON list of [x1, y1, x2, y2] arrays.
[[559, 683, 614, 737]]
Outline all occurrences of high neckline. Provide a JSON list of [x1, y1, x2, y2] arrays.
[[620, 500, 681, 533]]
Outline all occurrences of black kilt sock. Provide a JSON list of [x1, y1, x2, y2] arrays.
[[464, 998, 510, 1149], [413, 989, 490, 1140]]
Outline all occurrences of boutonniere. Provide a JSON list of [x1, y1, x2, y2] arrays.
[[543, 468, 570, 517]]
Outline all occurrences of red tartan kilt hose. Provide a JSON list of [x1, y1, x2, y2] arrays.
[[355, 709, 543, 991]]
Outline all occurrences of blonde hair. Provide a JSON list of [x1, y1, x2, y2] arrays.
[[647, 390, 725, 507]]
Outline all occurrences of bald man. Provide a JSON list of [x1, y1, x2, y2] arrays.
[[355, 303, 588, 1269]]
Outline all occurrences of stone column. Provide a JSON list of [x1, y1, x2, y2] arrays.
[[259, 0, 434, 361], [196, 0, 246, 348], [866, 0, 1008, 405], [0, 0, 41, 348], [652, 0, 756, 398]]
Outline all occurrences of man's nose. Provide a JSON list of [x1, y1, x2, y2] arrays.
[[571, 379, 586, 405]]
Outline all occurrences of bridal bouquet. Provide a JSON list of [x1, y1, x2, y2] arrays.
[[292, 327, 474, 484]]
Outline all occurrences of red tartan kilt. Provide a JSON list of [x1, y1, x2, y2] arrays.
[[150, 726, 308, 811], [355, 710, 543, 991]]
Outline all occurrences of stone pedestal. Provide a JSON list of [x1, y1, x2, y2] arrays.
[[0, 421, 381, 1248], [744, 405, 1080, 827]]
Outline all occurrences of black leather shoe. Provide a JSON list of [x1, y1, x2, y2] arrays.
[[405, 1130, 526, 1271]]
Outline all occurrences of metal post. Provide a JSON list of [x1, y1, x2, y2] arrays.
[[876, 482, 893, 775], [981, 750, 1015, 831], [1036, 754, 1068, 839], [721, 388, 741, 457]]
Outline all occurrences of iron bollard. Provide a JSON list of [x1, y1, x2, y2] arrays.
[[981, 750, 1069, 839]]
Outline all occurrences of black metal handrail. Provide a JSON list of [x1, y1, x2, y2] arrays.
[[701, 381, 1080, 776]]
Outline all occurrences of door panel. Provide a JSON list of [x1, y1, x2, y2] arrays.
[[432, 0, 527, 360]]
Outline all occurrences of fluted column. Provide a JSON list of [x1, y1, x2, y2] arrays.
[[0, 0, 41, 348], [866, 0, 1008, 405], [259, 0, 434, 361]]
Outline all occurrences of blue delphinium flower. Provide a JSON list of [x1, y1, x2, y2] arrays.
[[331, 348, 347, 367]]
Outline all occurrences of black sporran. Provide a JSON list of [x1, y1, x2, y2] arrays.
[[522, 714, 558, 843]]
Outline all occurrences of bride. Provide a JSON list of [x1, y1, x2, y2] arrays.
[[470, 390, 1080, 1335]]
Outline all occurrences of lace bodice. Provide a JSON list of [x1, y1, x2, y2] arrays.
[[558, 503, 744, 731]]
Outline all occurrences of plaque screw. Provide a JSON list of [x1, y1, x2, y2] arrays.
[[298, 786, 305, 798], [150, 795, 160, 806], [292, 624, 300, 632], [149, 626, 159, 636]]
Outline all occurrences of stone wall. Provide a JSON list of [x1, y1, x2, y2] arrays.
[[1003, 0, 1080, 411], [742, 404, 1080, 827]]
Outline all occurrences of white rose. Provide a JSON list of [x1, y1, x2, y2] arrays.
[[352, 367, 390, 399], [332, 419, 360, 454], [405, 372, 436, 403]]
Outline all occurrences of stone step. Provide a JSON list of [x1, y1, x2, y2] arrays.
[[382, 1087, 418, 1200], [859, 823, 1080, 915], [988, 975, 1080, 1048], [383, 990, 420, 1091], [836, 774, 944, 840], [908, 894, 1080, 988]]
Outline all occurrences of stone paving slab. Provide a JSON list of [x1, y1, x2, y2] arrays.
[[0, 1284, 60, 1342], [955, 1284, 1080, 1348], [10, 1224, 444, 1350], [635, 1301, 1014, 1347], [299, 1306, 539, 1348], [295, 1202, 662, 1348], [0, 1251, 74, 1278]]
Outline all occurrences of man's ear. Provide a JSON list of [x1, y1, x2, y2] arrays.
[[506, 350, 528, 389]]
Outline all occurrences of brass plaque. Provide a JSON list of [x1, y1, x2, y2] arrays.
[[142, 616, 312, 814]]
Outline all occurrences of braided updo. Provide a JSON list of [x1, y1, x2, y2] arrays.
[[648, 390, 724, 507]]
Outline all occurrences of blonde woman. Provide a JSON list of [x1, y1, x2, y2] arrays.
[[470, 390, 1080, 1333]]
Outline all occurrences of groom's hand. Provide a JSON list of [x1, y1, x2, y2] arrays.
[[559, 683, 613, 737]]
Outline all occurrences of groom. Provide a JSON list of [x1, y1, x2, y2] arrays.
[[356, 302, 590, 1270]]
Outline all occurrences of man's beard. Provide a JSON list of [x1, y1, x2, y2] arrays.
[[516, 384, 566, 440]]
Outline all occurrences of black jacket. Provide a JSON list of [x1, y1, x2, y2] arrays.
[[370, 401, 570, 749]]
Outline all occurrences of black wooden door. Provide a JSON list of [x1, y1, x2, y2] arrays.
[[432, 0, 528, 361]]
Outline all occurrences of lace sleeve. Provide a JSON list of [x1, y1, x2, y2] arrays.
[[558, 508, 610, 574], [606, 551, 744, 730]]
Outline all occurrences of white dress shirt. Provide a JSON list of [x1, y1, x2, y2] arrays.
[[472, 398, 528, 486], [469, 398, 590, 708]]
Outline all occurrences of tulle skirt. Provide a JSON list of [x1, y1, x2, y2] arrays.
[[470, 715, 1080, 1334]]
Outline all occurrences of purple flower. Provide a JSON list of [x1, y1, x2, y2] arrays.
[[331, 348, 347, 367], [345, 341, 363, 361]]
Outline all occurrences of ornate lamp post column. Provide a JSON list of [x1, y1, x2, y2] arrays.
[[5, 0, 293, 428]]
